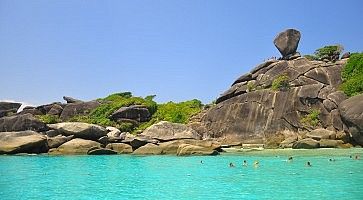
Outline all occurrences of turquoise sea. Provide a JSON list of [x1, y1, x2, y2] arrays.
[[1, 149, 363, 200]]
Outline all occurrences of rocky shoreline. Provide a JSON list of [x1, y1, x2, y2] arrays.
[[1, 29, 362, 156]]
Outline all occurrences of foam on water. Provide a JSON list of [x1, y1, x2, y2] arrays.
[[0, 149, 362, 200]]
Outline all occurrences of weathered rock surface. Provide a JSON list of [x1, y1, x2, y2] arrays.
[[106, 143, 133, 154], [88, 148, 117, 155], [319, 139, 342, 148], [53, 138, 101, 154], [63, 96, 83, 104], [132, 143, 163, 155], [47, 135, 74, 149], [142, 121, 201, 141], [158, 139, 221, 155], [0, 114, 48, 132], [176, 144, 219, 156], [279, 136, 298, 148], [0, 131, 48, 154], [306, 129, 336, 140], [60, 101, 100, 120], [0, 102, 21, 117], [110, 105, 150, 122], [292, 138, 319, 149], [106, 127, 122, 138], [273, 29, 301, 58], [339, 94, 363, 145], [48, 122, 107, 141]]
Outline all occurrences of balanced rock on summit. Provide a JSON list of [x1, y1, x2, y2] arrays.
[[274, 29, 301, 59]]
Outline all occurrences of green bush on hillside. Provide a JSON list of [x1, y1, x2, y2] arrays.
[[341, 53, 363, 96], [271, 74, 290, 91], [314, 45, 343, 61], [36, 114, 60, 124], [300, 109, 321, 127]]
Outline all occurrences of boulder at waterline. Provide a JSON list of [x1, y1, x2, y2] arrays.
[[47, 135, 74, 149], [158, 139, 221, 155], [106, 143, 133, 154], [132, 143, 163, 155], [292, 138, 320, 149], [52, 138, 101, 155], [0, 113, 48, 132], [176, 144, 219, 156], [306, 129, 336, 140], [142, 121, 201, 141], [88, 148, 117, 155], [0, 131, 48, 154], [279, 136, 298, 148], [48, 122, 107, 141], [319, 139, 343, 148], [339, 94, 363, 145]]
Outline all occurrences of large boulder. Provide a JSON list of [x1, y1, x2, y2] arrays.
[[273, 29, 301, 58], [339, 94, 363, 145], [0, 131, 48, 154], [132, 143, 163, 155], [63, 96, 83, 104], [48, 122, 107, 141], [0, 102, 22, 117], [176, 144, 219, 156], [87, 148, 117, 155], [0, 113, 48, 132], [142, 121, 201, 141], [158, 139, 221, 155], [319, 139, 342, 148], [292, 138, 319, 149], [47, 135, 74, 149], [110, 105, 150, 122], [106, 143, 133, 154], [306, 129, 336, 140], [52, 138, 101, 154], [60, 101, 100, 121]]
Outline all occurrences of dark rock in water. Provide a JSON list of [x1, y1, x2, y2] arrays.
[[110, 105, 150, 122], [0, 114, 48, 132], [60, 101, 100, 120], [0, 102, 22, 117], [341, 52, 350, 59], [47, 135, 74, 149], [273, 29, 301, 58], [87, 148, 117, 155], [0, 131, 48, 154], [48, 122, 107, 141], [63, 96, 83, 104], [339, 94, 363, 145], [292, 138, 319, 149], [142, 121, 201, 141]]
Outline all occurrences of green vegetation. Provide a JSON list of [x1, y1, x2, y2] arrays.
[[300, 109, 321, 127], [36, 114, 60, 124], [247, 81, 256, 92], [304, 45, 343, 61], [340, 53, 363, 96], [304, 54, 318, 61], [271, 74, 290, 91]]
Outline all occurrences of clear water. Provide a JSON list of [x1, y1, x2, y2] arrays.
[[0, 149, 362, 200]]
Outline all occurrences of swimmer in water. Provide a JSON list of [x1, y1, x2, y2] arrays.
[[306, 161, 312, 167], [243, 160, 248, 167], [253, 161, 259, 168], [288, 156, 293, 162], [229, 162, 235, 167], [355, 155, 360, 160], [200, 160, 203, 164], [329, 158, 335, 162]]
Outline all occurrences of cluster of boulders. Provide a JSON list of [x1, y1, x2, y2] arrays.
[[190, 29, 363, 149], [0, 108, 221, 155]]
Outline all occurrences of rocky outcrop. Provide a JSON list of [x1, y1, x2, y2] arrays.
[[339, 94, 363, 145], [306, 128, 336, 140], [0, 114, 48, 132], [110, 105, 150, 122], [63, 96, 83, 104], [106, 143, 133, 154], [52, 138, 101, 154], [142, 121, 201, 141], [48, 122, 107, 141], [273, 29, 301, 59], [0, 102, 21, 117], [193, 56, 348, 144], [132, 143, 163, 155], [60, 101, 100, 120], [88, 148, 117, 155], [0, 131, 48, 154]]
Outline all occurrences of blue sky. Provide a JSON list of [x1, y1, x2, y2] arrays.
[[1, 0, 363, 106]]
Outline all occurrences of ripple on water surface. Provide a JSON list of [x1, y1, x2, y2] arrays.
[[0, 149, 363, 200]]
